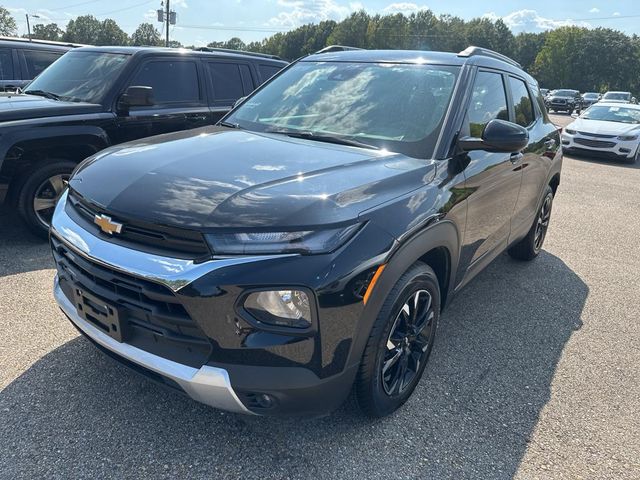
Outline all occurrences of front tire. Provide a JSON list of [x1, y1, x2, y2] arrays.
[[16, 160, 75, 239], [355, 262, 440, 417], [508, 185, 554, 261]]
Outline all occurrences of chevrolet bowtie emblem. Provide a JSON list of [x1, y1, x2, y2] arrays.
[[94, 214, 123, 235]]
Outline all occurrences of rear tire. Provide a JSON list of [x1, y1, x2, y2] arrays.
[[16, 160, 75, 239], [355, 262, 440, 417], [508, 185, 554, 261]]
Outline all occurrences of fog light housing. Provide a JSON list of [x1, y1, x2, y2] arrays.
[[244, 290, 312, 329]]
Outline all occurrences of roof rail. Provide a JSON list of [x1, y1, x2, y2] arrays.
[[458, 46, 521, 68], [193, 47, 283, 61], [315, 45, 363, 54], [0, 36, 86, 48]]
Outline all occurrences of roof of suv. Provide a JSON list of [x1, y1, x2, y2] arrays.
[[74, 45, 287, 64], [0, 36, 81, 51], [303, 48, 536, 84]]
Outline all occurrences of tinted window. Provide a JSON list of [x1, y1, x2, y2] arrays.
[[530, 83, 549, 121], [466, 71, 508, 137], [130, 60, 200, 105], [206, 62, 244, 103], [25, 51, 130, 103], [0, 48, 13, 80], [258, 64, 282, 83], [23, 50, 63, 78], [509, 77, 535, 127]]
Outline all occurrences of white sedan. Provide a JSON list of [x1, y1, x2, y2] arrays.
[[562, 102, 640, 164]]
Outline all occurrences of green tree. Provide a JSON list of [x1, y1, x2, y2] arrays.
[[63, 15, 101, 44], [30, 23, 63, 41], [131, 23, 162, 46], [514, 32, 547, 73], [97, 18, 128, 46], [0, 6, 16, 36], [326, 10, 370, 48]]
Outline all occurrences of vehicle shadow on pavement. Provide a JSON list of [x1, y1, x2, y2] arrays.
[[0, 251, 587, 479], [0, 205, 52, 277]]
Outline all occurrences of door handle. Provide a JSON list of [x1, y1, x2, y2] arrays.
[[510, 152, 524, 163]]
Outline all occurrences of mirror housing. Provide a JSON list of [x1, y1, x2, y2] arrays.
[[117, 86, 154, 113], [459, 119, 529, 153]]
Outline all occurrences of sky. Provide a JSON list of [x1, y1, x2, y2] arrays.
[[5, 0, 640, 46]]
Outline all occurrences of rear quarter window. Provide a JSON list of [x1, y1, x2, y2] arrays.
[[0, 48, 13, 80]]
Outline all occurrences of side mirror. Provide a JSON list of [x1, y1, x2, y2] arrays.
[[459, 119, 529, 153], [233, 96, 247, 108], [117, 86, 154, 112]]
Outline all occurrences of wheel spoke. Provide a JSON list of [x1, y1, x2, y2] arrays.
[[49, 175, 66, 195], [382, 349, 402, 375], [33, 197, 56, 212]]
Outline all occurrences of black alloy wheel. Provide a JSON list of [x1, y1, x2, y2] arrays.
[[382, 289, 435, 395], [533, 193, 553, 253], [508, 185, 554, 261]]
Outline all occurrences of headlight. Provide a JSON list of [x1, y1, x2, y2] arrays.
[[205, 224, 361, 255], [617, 134, 638, 141], [565, 129, 577, 135], [244, 290, 312, 329]]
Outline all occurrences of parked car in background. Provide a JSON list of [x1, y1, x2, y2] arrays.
[[0, 46, 287, 237], [601, 91, 636, 104], [50, 46, 562, 418], [540, 88, 549, 96], [0, 37, 79, 91], [562, 102, 640, 163], [581, 92, 600, 108], [545, 89, 582, 113]]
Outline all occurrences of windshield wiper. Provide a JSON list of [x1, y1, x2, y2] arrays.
[[265, 129, 379, 150], [219, 121, 241, 129], [24, 89, 61, 101]]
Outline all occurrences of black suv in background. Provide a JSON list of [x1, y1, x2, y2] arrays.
[[0, 37, 77, 91], [545, 88, 582, 113], [51, 47, 562, 417], [0, 46, 287, 236]]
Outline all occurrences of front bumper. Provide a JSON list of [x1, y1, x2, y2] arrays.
[[561, 132, 638, 160], [55, 276, 253, 414]]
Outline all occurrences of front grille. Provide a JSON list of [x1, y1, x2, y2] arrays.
[[551, 99, 567, 105], [577, 131, 616, 139], [52, 235, 212, 368], [574, 138, 616, 148], [67, 189, 211, 260]]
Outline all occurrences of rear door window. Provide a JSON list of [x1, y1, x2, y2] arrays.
[[23, 50, 63, 78], [206, 62, 248, 104], [509, 77, 535, 127], [129, 60, 201, 105], [258, 64, 283, 84], [0, 48, 14, 80]]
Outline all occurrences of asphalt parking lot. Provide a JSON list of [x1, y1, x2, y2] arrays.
[[1, 114, 639, 479]]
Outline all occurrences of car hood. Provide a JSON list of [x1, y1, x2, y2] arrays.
[[70, 127, 437, 229], [567, 118, 640, 136], [601, 99, 629, 104], [0, 93, 102, 122]]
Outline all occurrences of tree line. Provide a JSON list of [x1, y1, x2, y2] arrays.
[[2, 6, 639, 94]]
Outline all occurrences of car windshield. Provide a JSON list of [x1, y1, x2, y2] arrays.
[[555, 90, 577, 96], [603, 92, 630, 101], [581, 105, 640, 124], [24, 51, 130, 103], [226, 61, 460, 159], [583, 93, 598, 99]]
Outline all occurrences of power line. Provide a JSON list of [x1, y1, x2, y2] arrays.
[[47, 0, 103, 11]]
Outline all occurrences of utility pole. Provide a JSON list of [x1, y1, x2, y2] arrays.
[[25, 14, 40, 42], [165, 0, 170, 47]]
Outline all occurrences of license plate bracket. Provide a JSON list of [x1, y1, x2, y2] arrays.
[[74, 287, 126, 342]]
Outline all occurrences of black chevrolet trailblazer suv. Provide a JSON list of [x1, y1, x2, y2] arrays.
[[0, 46, 286, 236], [51, 47, 562, 417]]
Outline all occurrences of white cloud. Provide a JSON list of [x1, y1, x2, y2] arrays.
[[482, 9, 590, 33], [589, 7, 600, 13], [383, 3, 430, 15], [613, 11, 621, 16], [267, 0, 357, 28]]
